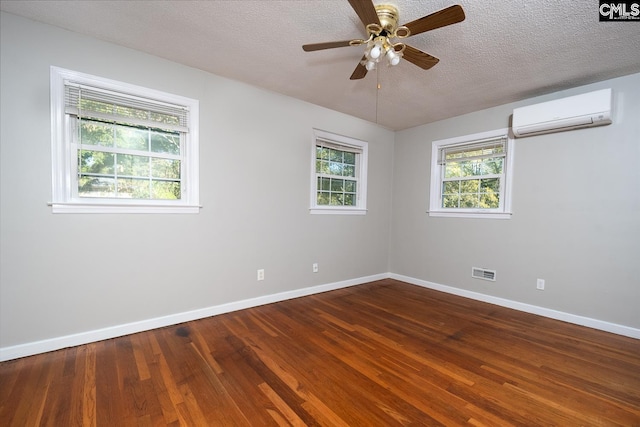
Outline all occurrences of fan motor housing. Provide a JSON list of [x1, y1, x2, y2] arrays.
[[375, 4, 400, 33]]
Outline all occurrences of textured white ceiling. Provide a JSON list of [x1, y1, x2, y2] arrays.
[[2, 0, 640, 130]]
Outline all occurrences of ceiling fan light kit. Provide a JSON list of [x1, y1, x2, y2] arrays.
[[361, 6, 408, 71], [302, 1, 466, 80]]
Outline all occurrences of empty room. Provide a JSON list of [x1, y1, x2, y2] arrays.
[[1, 1, 639, 425]]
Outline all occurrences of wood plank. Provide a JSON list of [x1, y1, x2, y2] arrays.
[[82, 344, 96, 427]]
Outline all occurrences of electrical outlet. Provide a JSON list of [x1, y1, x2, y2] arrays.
[[312, 263, 318, 273], [537, 278, 545, 290], [257, 269, 265, 281]]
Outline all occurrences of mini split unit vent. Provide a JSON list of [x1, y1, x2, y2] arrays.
[[472, 267, 496, 282], [512, 88, 612, 137]]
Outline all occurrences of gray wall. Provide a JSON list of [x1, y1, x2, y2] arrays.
[[0, 12, 394, 349], [390, 73, 640, 329]]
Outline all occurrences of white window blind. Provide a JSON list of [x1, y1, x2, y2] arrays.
[[64, 82, 189, 133], [316, 137, 363, 154], [438, 136, 507, 165]]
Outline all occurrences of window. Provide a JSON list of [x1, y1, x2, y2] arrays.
[[50, 67, 199, 213], [429, 128, 514, 219], [310, 129, 368, 215]]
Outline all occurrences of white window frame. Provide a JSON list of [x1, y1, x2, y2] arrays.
[[429, 128, 514, 219], [50, 66, 200, 213], [310, 129, 368, 215]]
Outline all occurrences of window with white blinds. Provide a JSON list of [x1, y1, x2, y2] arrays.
[[429, 129, 514, 219], [50, 67, 200, 213], [310, 129, 368, 215]]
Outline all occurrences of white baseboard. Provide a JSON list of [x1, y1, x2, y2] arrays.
[[390, 273, 640, 340], [3, 272, 637, 361], [0, 273, 388, 362]]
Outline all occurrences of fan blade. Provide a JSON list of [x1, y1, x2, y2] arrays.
[[348, 0, 380, 26], [303, 40, 354, 52], [350, 56, 368, 80], [402, 45, 440, 70], [403, 5, 465, 37]]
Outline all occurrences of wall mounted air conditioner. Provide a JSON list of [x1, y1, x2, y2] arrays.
[[512, 88, 612, 138]]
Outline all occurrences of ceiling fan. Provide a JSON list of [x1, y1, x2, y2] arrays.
[[302, 0, 465, 80]]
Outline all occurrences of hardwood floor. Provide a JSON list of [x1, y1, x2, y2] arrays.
[[1, 279, 639, 426]]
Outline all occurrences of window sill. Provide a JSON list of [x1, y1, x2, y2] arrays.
[[310, 207, 367, 215], [49, 202, 201, 214], [428, 210, 512, 219]]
